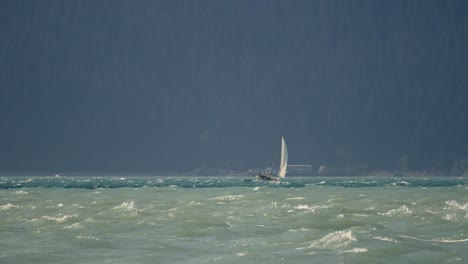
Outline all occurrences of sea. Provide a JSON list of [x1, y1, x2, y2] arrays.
[[1, 176, 467, 264]]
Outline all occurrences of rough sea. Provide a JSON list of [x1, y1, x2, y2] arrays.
[[1, 176, 467, 264]]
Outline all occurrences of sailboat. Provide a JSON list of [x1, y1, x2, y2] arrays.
[[257, 136, 288, 181]]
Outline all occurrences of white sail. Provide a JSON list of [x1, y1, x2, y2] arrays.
[[278, 136, 288, 178]]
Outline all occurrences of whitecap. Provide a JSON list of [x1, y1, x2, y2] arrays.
[[293, 204, 329, 212], [187, 200, 203, 206], [286, 197, 306, 200], [0, 203, 18, 210], [294, 204, 313, 210], [308, 231, 357, 250], [443, 200, 468, 221], [378, 205, 412, 216], [373, 236, 398, 243], [64, 223, 83, 229], [445, 200, 468, 210], [399, 234, 468, 243], [77, 235, 98, 240], [391, 181, 410, 186], [288, 227, 310, 233], [443, 213, 457, 221], [14, 190, 28, 195], [113, 200, 136, 210], [209, 195, 244, 201], [340, 248, 368, 254], [41, 214, 73, 223]]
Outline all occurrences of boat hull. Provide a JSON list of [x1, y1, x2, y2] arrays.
[[257, 174, 279, 181]]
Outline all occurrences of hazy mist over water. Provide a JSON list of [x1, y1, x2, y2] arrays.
[[1, 1, 468, 174]]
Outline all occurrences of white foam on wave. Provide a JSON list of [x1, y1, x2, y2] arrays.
[[77, 235, 98, 240], [64, 223, 83, 229], [290, 204, 329, 213], [293, 204, 313, 210], [0, 203, 18, 210], [443, 213, 457, 221], [209, 195, 244, 201], [107, 201, 140, 217], [114, 200, 135, 210], [308, 231, 357, 250], [391, 181, 410, 186], [443, 200, 468, 221], [445, 200, 468, 210], [18, 178, 33, 183], [187, 200, 203, 206], [373, 236, 398, 243], [378, 205, 412, 216], [340, 248, 368, 254], [113, 200, 136, 210], [14, 190, 29, 195], [286, 197, 306, 200], [41, 214, 74, 223], [399, 234, 468, 243], [287, 227, 311, 233]]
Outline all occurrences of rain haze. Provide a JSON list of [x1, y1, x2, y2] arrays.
[[1, 0, 467, 175]]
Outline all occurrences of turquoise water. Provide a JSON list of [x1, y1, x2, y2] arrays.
[[1, 176, 467, 263]]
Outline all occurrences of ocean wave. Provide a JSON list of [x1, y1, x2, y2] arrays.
[[443, 200, 468, 221], [41, 214, 74, 223], [378, 205, 412, 216], [445, 200, 468, 210], [113, 200, 136, 211], [373, 236, 398, 243], [209, 195, 244, 201], [76, 235, 98, 240], [339, 247, 368, 254], [0, 176, 465, 189], [399, 235, 468, 243], [308, 230, 357, 250], [286, 197, 306, 200], [64, 223, 84, 229], [0, 203, 18, 210]]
